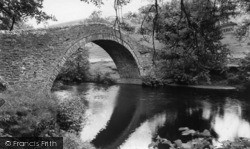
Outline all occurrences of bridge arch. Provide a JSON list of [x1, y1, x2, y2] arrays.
[[0, 23, 153, 95], [46, 33, 143, 91]]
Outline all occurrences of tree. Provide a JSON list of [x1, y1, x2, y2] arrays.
[[0, 0, 55, 31], [14, 20, 34, 30], [82, 10, 109, 23], [80, 0, 104, 7], [137, 0, 241, 84], [56, 47, 90, 83]]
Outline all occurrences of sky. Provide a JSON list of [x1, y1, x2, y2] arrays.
[[28, 0, 151, 28]]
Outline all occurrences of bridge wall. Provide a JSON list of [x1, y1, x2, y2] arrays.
[[0, 24, 153, 96]]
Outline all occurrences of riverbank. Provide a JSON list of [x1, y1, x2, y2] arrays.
[[0, 90, 95, 148], [53, 59, 250, 93], [167, 84, 237, 90]]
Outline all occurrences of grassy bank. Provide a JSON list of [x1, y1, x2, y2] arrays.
[[0, 91, 95, 149], [142, 52, 250, 93]]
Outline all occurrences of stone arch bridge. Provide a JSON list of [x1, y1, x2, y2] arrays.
[[0, 23, 153, 96]]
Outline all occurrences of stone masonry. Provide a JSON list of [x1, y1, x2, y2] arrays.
[[0, 23, 153, 96]]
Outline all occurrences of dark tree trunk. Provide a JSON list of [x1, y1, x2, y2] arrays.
[[9, 16, 15, 31]]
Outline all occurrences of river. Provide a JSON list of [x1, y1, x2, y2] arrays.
[[52, 83, 250, 149]]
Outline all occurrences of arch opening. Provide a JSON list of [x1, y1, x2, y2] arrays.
[[92, 40, 141, 80], [86, 42, 120, 82], [51, 39, 142, 91]]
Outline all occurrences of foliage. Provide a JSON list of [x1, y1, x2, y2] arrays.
[[139, 0, 234, 84], [222, 138, 250, 149], [149, 127, 250, 149], [56, 96, 86, 134], [54, 46, 118, 85], [240, 53, 250, 73], [0, 93, 59, 137], [91, 71, 117, 84], [80, 0, 103, 7], [233, 0, 250, 40], [120, 21, 135, 32], [14, 20, 34, 30], [226, 53, 250, 87], [63, 132, 96, 149], [0, 92, 87, 138], [142, 74, 164, 87], [82, 0, 250, 85], [55, 47, 90, 84], [226, 53, 250, 89], [80, 0, 130, 7], [82, 10, 110, 24], [123, 11, 141, 24], [0, 0, 55, 31], [234, 19, 250, 41]]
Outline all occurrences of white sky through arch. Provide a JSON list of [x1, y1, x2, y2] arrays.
[[28, 0, 151, 28]]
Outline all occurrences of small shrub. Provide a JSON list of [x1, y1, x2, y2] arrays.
[[120, 22, 135, 33], [0, 93, 59, 137], [55, 47, 90, 84], [142, 75, 164, 87], [227, 75, 245, 85], [0, 93, 87, 137], [226, 53, 250, 86], [149, 127, 250, 149], [91, 71, 116, 84], [56, 97, 86, 133], [63, 133, 96, 149], [241, 53, 250, 72]]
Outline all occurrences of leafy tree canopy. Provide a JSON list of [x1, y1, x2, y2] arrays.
[[80, 0, 104, 7], [0, 0, 55, 31], [80, 0, 130, 7], [137, 0, 248, 84]]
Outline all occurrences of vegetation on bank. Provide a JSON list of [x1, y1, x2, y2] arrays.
[[1, 0, 250, 149], [0, 92, 94, 148], [226, 53, 250, 89], [123, 0, 250, 89], [136, 0, 240, 87], [55, 47, 90, 84], [53, 46, 117, 87], [149, 127, 250, 149], [142, 52, 250, 90]]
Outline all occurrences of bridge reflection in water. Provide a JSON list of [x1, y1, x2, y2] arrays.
[[53, 83, 250, 149]]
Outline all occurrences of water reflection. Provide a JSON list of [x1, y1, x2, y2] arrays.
[[91, 85, 141, 148], [212, 98, 250, 141], [119, 113, 166, 149], [80, 84, 120, 142], [52, 83, 250, 148], [201, 101, 212, 120], [53, 86, 79, 101]]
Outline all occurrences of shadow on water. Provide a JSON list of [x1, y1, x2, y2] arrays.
[[53, 83, 250, 149], [91, 85, 141, 148]]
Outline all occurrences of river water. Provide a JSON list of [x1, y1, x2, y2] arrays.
[[52, 83, 250, 149]]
